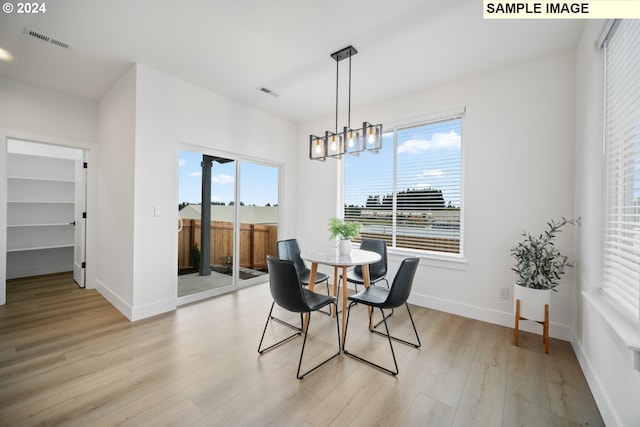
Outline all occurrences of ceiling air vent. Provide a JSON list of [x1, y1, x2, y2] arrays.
[[258, 86, 280, 98], [24, 27, 72, 50]]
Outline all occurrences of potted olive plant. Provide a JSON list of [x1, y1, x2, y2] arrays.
[[510, 217, 579, 321], [328, 217, 361, 255]]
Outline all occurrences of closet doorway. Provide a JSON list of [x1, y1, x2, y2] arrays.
[[5, 139, 87, 287], [177, 149, 279, 304]]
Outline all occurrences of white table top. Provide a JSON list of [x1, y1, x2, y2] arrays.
[[301, 248, 381, 267]]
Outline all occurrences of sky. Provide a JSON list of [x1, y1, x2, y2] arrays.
[[344, 118, 462, 208], [178, 150, 279, 206]]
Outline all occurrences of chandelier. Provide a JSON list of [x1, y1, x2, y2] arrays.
[[309, 45, 383, 161]]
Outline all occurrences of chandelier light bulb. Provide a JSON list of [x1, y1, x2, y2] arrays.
[[315, 141, 322, 154], [367, 128, 375, 145], [330, 135, 337, 151], [348, 131, 355, 147]]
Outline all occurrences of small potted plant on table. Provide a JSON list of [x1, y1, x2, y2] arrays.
[[328, 217, 361, 256]]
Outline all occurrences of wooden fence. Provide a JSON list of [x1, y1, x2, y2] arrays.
[[178, 220, 277, 270]]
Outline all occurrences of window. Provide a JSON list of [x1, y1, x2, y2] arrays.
[[602, 19, 640, 319], [344, 114, 463, 255]]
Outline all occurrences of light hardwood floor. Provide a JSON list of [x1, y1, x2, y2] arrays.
[[0, 273, 604, 426]]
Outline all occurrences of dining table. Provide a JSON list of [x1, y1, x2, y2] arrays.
[[301, 247, 382, 349]]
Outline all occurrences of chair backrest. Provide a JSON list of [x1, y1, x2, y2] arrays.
[[354, 239, 388, 279], [383, 257, 420, 309], [276, 239, 309, 274], [266, 256, 309, 313]]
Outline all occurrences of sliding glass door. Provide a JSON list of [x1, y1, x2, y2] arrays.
[[177, 149, 278, 302], [238, 162, 279, 284]]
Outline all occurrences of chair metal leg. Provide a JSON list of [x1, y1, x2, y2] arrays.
[[372, 302, 394, 329], [259, 302, 339, 379], [372, 279, 394, 329], [296, 303, 341, 379], [270, 311, 304, 332], [343, 303, 399, 375], [318, 279, 332, 316], [371, 303, 421, 348], [258, 302, 302, 354]]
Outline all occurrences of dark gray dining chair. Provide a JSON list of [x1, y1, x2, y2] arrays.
[[339, 238, 391, 322], [343, 257, 421, 375], [258, 256, 340, 379], [277, 238, 332, 317], [277, 239, 331, 293], [343, 238, 389, 291]]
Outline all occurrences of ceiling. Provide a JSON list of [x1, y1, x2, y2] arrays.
[[0, 0, 585, 124]]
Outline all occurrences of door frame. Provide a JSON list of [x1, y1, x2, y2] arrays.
[[176, 143, 282, 306], [1, 131, 94, 304], [73, 155, 87, 287]]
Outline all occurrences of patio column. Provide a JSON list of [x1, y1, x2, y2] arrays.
[[200, 155, 213, 276]]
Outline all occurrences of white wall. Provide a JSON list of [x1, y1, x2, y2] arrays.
[[123, 64, 297, 320], [95, 66, 137, 316], [573, 20, 640, 427], [297, 50, 578, 339], [0, 78, 97, 140], [0, 77, 98, 304]]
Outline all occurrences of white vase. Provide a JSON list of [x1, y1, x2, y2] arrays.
[[514, 284, 551, 322], [338, 239, 352, 256]]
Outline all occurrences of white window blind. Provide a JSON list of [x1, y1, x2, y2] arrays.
[[344, 115, 463, 255], [602, 19, 640, 319]]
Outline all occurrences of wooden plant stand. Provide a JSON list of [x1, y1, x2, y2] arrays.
[[514, 299, 549, 354]]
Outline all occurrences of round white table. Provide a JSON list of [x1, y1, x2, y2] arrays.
[[301, 248, 382, 349]]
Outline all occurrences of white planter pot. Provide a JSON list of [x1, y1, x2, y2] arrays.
[[338, 239, 352, 256], [514, 285, 551, 322]]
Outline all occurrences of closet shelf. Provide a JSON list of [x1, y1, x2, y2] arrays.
[[6, 144, 82, 280], [7, 200, 75, 204], [7, 244, 74, 253], [7, 223, 73, 228], [7, 176, 75, 183]]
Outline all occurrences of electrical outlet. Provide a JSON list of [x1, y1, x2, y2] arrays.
[[499, 286, 509, 299]]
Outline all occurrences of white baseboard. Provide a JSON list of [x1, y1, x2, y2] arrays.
[[570, 330, 622, 427], [409, 292, 572, 341], [95, 279, 176, 322], [131, 297, 176, 321], [95, 279, 133, 320]]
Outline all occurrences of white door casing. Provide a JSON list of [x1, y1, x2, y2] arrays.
[[73, 156, 87, 287]]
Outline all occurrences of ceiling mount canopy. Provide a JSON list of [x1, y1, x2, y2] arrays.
[[309, 45, 382, 161]]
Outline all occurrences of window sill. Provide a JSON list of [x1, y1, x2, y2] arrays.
[[582, 290, 640, 371], [387, 247, 467, 271]]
